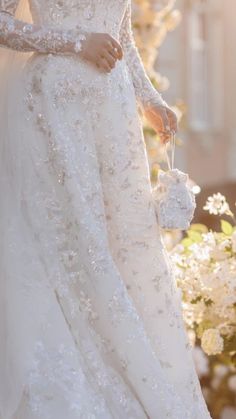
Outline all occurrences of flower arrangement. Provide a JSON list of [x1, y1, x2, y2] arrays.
[[170, 193, 236, 364], [132, 0, 181, 88]]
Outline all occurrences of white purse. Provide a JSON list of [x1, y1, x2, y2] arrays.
[[152, 133, 196, 230]]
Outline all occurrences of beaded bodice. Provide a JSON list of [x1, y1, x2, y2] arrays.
[[0, 0, 165, 109]]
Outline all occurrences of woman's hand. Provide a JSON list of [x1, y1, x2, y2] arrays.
[[79, 33, 123, 72], [144, 104, 178, 144]]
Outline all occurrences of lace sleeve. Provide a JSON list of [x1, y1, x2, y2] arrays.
[[119, 0, 166, 112], [0, 0, 86, 54]]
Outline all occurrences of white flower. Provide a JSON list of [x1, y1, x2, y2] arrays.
[[171, 215, 236, 346], [218, 239, 231, 251], [203, 193, 230, 216], [201, 328, 224, 356], [209, 238, 231, 261], [202, 231, 216, 247], [189, 242, 211, 262]]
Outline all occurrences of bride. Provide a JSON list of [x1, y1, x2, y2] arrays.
[[0, 0, 212, 418]]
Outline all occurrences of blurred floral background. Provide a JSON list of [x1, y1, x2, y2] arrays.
[[132, 0, 236, 418]]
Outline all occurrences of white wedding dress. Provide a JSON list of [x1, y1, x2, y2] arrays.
[[0, 1, 212, 418]]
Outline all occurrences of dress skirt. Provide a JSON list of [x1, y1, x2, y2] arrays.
[[0, 51, 211, 419]]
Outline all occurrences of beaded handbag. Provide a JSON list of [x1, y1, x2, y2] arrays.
[[152, 133, 196, 230]]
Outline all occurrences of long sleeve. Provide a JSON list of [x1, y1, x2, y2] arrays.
[[0, 0, 86, 54], [119, 0, 166, 112]]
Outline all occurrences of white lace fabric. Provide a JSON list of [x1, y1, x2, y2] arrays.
[[0, 0, 86, 54], [0, 1, 212, 418], [0, 0, 165, 110]]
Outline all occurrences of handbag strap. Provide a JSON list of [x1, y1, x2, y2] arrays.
[[164, 131, 176, 171]]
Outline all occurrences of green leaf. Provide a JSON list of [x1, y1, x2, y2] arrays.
[[221, 220, 233, 235], [187, 230, 203, 243], [190, 223, 208, 233]]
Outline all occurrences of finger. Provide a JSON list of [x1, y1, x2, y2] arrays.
[[99, 57, 112, 72], [102, 50, 116, 68], [166, 109, 178, 133], [167, 117, 176, 134], [110, 38, 123, 59], [108, 47, 119, 60], [159, 109, 170, 133], [106, 41, 120, 60], [150, 105, 170, 132], [95, 61, 105, 73], [160, 133, 171, 145]]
